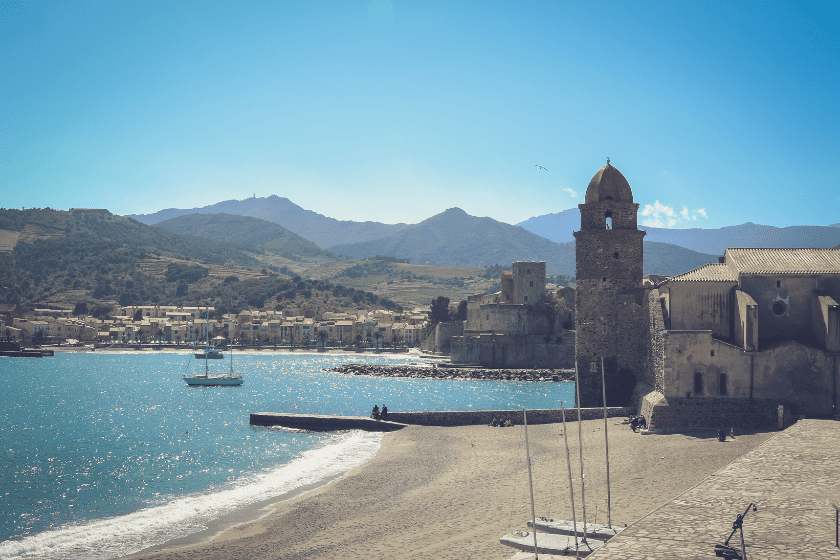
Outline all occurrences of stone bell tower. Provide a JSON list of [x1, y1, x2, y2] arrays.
[[574, 160, 646, 407]]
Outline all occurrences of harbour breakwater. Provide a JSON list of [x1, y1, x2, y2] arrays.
[[326, 364, 576, 383]]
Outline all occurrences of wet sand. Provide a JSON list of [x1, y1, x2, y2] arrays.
[[125, 419, 776, 560]]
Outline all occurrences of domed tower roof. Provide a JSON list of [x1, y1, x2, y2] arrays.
[[585, 160, 633, 204]]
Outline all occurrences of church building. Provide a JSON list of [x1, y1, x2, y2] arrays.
[[574, 161, 840, 430]]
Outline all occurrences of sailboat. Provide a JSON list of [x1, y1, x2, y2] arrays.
[[183, 314, 243, 387], [194, 311, 224, 359]]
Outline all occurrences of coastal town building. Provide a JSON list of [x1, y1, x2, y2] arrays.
[[7, 304, 430, 350]]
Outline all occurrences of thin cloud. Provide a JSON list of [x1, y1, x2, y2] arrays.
[[640, 200, 708, 228], [563, 187, 578, 198]]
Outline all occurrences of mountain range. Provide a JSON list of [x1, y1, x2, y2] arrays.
[[126, 196, 840, 277], [517, 209, 840, 255], [328, 207, 718, 277], [128, 196, 409, 248], [155, 213, 334, 260]]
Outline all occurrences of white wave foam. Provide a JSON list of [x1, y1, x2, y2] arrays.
[[0, 430, 383, 560]]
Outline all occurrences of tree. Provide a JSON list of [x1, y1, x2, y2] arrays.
[[317, 330, 328, 348], [373, 331, 383, 348], [429, 296, 451, 324], [73, 302, 88, 316], [451, 299, 467, 322], [133, 309, 143, 322]]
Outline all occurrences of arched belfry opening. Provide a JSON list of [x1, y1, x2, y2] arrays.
[[574, 159, 647, 407]]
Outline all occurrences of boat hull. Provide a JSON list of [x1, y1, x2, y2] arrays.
[[194, 353, 224, 359], [183, 376, 244, 386]]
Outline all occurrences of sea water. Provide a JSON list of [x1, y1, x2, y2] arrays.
[[0, 351, 574, 559]]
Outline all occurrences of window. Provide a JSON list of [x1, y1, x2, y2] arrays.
[[527, 268, 531, 274], [529, 281, 534, 287], [613, 252, 619, 259], [710, 350, 715, 357], [777, 280, 781, 288], [694, 372, 703, 394], [602, 277, 607, 282], [718, 373, 728, 396], [524, 296, 528, 302]]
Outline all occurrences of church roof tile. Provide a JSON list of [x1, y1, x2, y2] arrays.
[[726, 248, 840, 275], [669, 263, 737, 282]]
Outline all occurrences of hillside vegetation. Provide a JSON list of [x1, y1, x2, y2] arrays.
[[0, 209, 262, 307], [155, 213, 335, 260]]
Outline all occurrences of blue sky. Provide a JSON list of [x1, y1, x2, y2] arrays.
[[1, 0, 838, 229]]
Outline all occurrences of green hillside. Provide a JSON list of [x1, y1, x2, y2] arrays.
[[0, 208, 403, 313], [0, 208, 258, 307]]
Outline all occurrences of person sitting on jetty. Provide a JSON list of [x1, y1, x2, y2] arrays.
[[489, 417, 499, 427], [380, 405, 388, 421], [371, 405, 380, 420]]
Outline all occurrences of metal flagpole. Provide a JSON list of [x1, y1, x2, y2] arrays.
[[561, 403, 580, 558], [523, 409, 539, 559], [574, 364, 588, 542], [602, 356, 612, 529]]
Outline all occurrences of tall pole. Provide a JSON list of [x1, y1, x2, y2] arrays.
[[602, 356, 612, 529], [523, 410, 539, 559], [561, 403, 580, 558], [574, 364, 588, 541]]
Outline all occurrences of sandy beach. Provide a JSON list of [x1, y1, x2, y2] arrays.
[[126, 419, 776, 560]]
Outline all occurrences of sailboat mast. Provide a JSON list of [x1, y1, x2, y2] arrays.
[[523, 409, 540, 559], [561, 403, 580, 558], [574, 364, 588, 541], [205, 309, 209, 375], [601, 356, 612, 528]]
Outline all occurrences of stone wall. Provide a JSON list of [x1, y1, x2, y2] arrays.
[[450, 331, 574, 368], [387, 406, 630, 427], [420, 321, 463, 353], [647, 290, 666, 393], [639, 391, 780, 432]]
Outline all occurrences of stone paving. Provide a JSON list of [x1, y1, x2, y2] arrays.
[[589, 419, 840, 559]]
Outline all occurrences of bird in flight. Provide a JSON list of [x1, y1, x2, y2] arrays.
[[535, 164, 548, 170]]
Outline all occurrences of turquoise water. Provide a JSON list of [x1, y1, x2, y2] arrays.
[[0, 352, 574, 559]]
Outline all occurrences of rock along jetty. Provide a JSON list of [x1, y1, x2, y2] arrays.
[[325, 364, 575, 383]]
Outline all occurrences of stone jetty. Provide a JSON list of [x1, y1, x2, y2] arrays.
[[325, 364, 575, 383]]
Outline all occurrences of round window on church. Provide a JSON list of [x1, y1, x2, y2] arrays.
[[771, 300, 787, 317]]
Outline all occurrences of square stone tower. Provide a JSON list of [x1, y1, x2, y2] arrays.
[[574, 161, 647, 406], [511, 261, 546, 305]]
